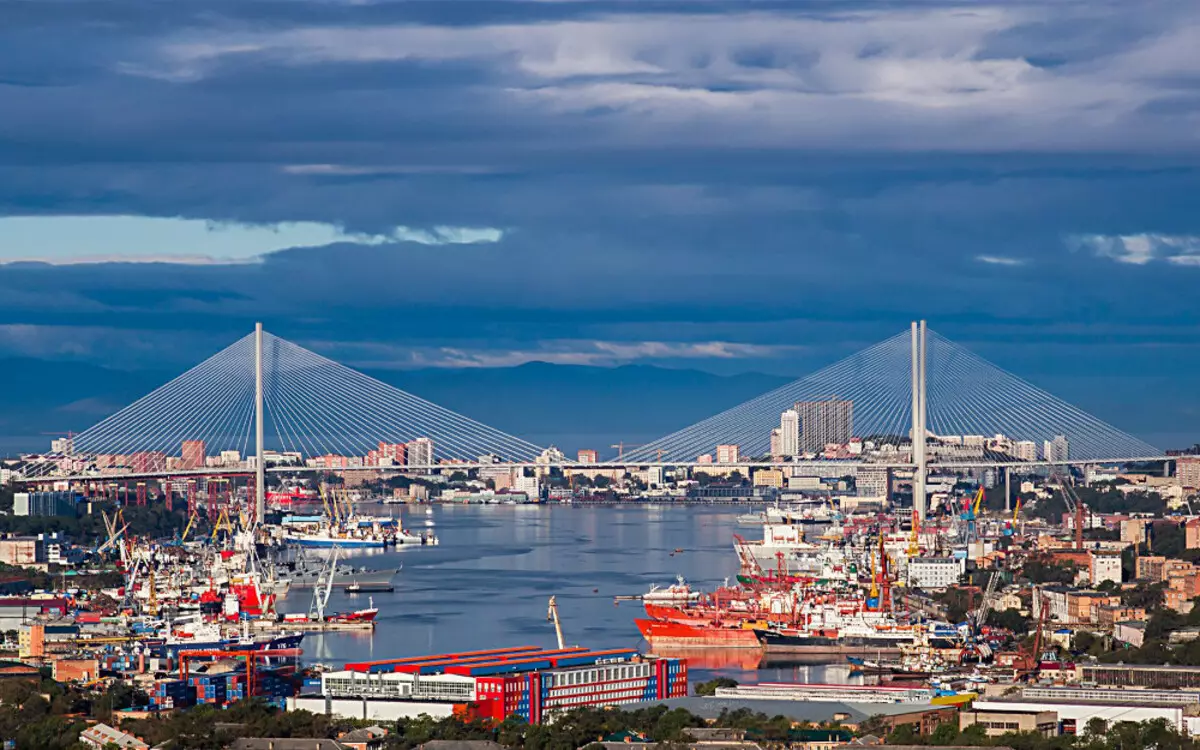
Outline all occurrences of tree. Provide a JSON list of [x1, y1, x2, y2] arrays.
[[929, 721, 960, 746], [885, 724, 919, 745], [1122, 583, 1166, 610], [987, 608, 1030, 635], [694, 677, 737, 696]]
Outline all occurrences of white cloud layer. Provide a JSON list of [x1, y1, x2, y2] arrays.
[[315, 339, 803, 369], [129, 5, 1200, 150], [0, 216, 503, 265], [1067, 233, 1200, 266], [976, 255, 1025, 266]]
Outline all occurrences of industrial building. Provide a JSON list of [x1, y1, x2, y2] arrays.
[[1081, 663, 1200, 689], [293, 646, 687, 723], [12, 491, 77, 517], [970, 697, 1200, 734], [959, 708, 1058, 737]]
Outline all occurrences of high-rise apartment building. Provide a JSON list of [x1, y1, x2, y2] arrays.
[[377, 441, 407, 465], [794, 398, 853, 453], [1179, 457, 1200, 489], [857, 466, 890, 498], [1013, 440, 1037, 462], [130, 451, 167, 474], [769, 429, 782, 458], [779, 409, 800, 456], [1043, 435, 1069, 462], [577, 449, 599, 464], [407, 437, 434, 468], [181, 440, 206, 470], [716, 444, 740, 463]]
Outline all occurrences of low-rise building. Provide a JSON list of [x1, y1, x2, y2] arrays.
[[753, 470, 784, 489], [1136, 555, 1167, 582], [959, 708, 1058, 738], [1095, 605, 1146, 628], [1067, 592, 1120, 623], [970, 697, 1195, 734], [1089, 552, 1122, 586], [1081, 663, 1200, 689], [302, 645, 686, 724], [1114, 621, 1146, 648], [79, 723, 149, 750]]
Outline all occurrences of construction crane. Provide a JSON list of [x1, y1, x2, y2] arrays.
[[972, 570, 1001, 632], [610, 443, 643, 461], [97, 509, 128, 556], [1016, 594, 1049, 677], [1052, 471, 1086, 550], [547, 596, 565, 650]]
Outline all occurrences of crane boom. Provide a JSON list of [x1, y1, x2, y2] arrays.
[[547, 596, 565, 650]]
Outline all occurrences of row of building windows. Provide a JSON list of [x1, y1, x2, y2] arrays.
[[551, 680, 648, 697], [551, 664, 648, 687]]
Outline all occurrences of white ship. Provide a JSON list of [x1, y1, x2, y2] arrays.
[[643, 576, 701, 604]]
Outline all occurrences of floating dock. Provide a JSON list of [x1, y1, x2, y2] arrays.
[[252, 619, 375, 633]]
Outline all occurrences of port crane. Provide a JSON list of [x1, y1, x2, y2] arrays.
[[547, 596, 565, 649], [310, 546, 339, 622], [1052, 471, 1087, 550], [971, 570, 1001, 633]]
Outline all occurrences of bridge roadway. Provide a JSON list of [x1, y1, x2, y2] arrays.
[[15, 455, 1174, 485]]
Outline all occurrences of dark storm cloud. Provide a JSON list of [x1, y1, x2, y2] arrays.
[[0, 0, 1198, 446]]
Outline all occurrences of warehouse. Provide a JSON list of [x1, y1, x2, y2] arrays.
[[970, 698, 1195, 734], [300, 645, 687, 724]]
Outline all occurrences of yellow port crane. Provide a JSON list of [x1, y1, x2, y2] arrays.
[[907, 508, 920, 558]]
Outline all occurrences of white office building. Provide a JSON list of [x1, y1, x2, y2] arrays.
[[1043, 435, 1069, 463], [1013, 441, 1038, 461], [907, 557, 964, 590], [779, 410, 800, 456]]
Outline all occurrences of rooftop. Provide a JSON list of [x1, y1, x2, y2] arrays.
[[655, 697, 948, 724]]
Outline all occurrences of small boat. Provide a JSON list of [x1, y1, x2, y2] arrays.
[[346, 582, 394, 593], [643, 576, 701, 605]]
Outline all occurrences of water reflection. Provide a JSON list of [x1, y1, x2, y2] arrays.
[[277, 504, 851, 684]]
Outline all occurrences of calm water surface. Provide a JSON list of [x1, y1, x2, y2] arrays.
[[276, 504, 858, 686]]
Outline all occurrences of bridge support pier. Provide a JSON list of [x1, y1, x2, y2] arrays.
[[911, 321, 927, 524]]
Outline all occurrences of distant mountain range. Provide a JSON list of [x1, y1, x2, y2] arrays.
[[0, 358, 791, 457]]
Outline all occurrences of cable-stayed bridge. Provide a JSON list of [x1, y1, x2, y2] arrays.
[[622, 325, 1159, 465], [21, 322, 1168, 513], [66, 329, 545, 466]]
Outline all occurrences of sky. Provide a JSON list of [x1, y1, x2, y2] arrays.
[[1, 0, 1198, 449]]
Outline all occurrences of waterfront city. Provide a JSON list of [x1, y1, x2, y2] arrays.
[[4, 1, 1200, 748]]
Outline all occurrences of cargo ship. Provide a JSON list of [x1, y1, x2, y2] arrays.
[[734, 524, 850, 578], [635, 618, 764, 649], [755, 624, 912, 655], [277, 554, 399, 589], [278, 515, 437, 548]]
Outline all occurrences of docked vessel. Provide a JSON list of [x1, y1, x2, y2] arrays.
[[642, 576, 701, 605], [149, 616, 304, 657], [755, 624, 912, 655], [734, 523, 848, 577], [278, 514, 437, 548], [635, 618, 763, 649], [277, 554, 399, 589]]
